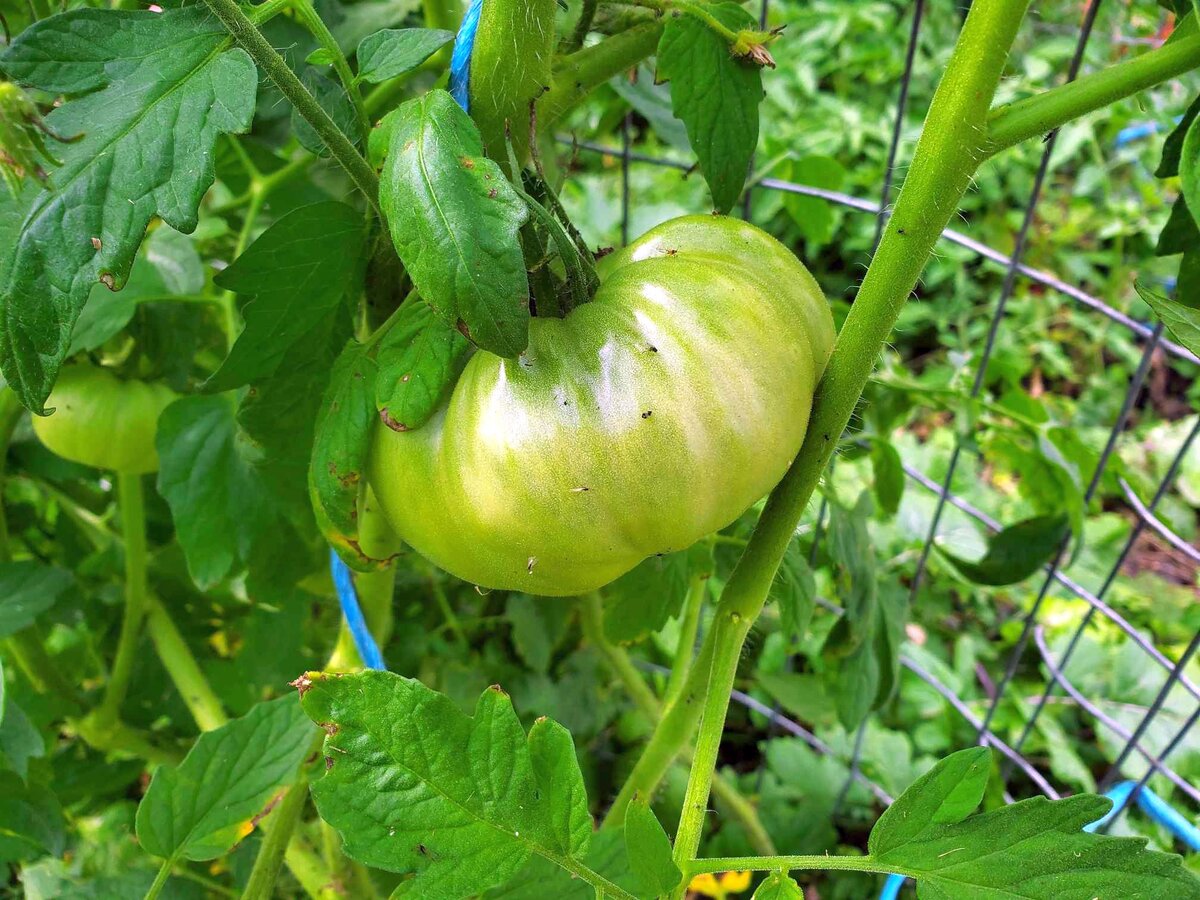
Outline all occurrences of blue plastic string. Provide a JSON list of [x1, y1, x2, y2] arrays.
[[450, 0, 483, 112], [880, 780, 1200, 897], [326, 0, 487, 672], [330, 549, 387, 670]]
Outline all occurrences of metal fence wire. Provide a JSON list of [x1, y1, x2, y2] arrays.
[[580, 0, 1200, 856]]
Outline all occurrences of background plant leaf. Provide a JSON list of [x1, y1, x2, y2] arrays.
[[0, 8, 256, 412], [936, 514, 1068, 586], [206, 201, 364, 393], [135, 696, 315, 862]]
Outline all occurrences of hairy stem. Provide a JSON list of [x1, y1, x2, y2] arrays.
[[664, 2, 1034, 888], [198, 0, 381, 213], [568, 0, 600, 52], [986, 32, 1200, 156], [538, 22, 663, 129], [291, 0, 371, 140]]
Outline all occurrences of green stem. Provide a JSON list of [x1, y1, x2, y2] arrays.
[[609, 0, 736, 42], [97, 472, 148, 726], [985, 33, 1200, 157], [241, 778, 311, 900], [664, 575, 705, 706], [291, 0, 371, 140], [0, 387, 24, 562], [552, 854, 639, 900], [144, 858, 175, 900], [422, 0, 461, 31], [198, 0, 381, 214], [143, 594, 229, 732], [663, 3, 1033, 890], [249, 0, 294, 25], [469, 0, 558, 162], [688, 855, 907, 877], [603, 634, 712, 826], [581, 593, 660, 722], [538, 22, 663, 129], [568, 0, 599, 52]]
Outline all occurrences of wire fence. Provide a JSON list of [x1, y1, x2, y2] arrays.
[[585, 0, 1200, 849]]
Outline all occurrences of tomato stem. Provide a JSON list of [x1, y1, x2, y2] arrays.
[[666, 1, 1037, 888], [688, 855, 911, 878], [985, 32, 1200, 157], [663, 575, 705, 706], [291, 0, 372, 142], [96, 472, 149, 727], [198, 0, 382, 215], [144, 594, 229, 732]]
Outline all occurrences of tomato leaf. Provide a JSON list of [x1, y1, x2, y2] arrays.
[[528, 718, 591, 858], [770, 538, 816, 644], [299, 671, 600, 898], [374, 299, 472, 432], [870, 439, 905, 519], [157, 395, 296, 589], [206, 202, 364, 393], [0, 8, 257, 413], [782, 155, 846, 247], [657, 2, 762, 214], [752, 872, 804, 899], [135, 697, 315, 863], [378, 89, 530, 358], [936, 514, 1068, 586], [603, 543, 713, 645], [869, 747, 990, 856], [0, 561, 72, 638], [624, 797, 680, 898], [308, 341, 381, 571], [356, 28, 455, 83], [1138, 282, 1200, 358], [869, 749, 1200, 898], [1156, 93, 1200, 178], [482, 829, 637, 899], [0, 771, 65, 863]]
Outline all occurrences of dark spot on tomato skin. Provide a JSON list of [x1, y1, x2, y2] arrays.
[[648, 345, 658, 353], [641, 410, 653, 419]]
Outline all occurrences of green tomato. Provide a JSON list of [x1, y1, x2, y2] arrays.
[[33, 363, 178, 475], [369, 215, 834, 596]]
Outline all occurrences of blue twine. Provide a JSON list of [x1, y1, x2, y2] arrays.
[[325, 1, 486, 673], [880, 779, 1200, 897], [450, 0, 483, 112], [330, 549, 386, 670]]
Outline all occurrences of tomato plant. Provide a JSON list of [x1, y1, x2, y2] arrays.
[[3, 0, 1200, 898]]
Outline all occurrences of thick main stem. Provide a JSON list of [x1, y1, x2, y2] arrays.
[[241, 777, 312, 900], [666, 1, 1033, 887], [144, 594, 229, 732], [97, 472, 148, 726], [198, 0, 381, 213]]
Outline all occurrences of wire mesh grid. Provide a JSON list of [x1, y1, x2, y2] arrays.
[[587, 0, 1200, 841]]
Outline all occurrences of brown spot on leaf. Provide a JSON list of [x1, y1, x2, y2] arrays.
[[90, 236, 101, 250], [403, 139, 416, 153], [99, 272, 116, 291], [289, 674, 314, 695], [325, 756, 335, 771], [401, 373, 411, 383], [487, 188, 497, 199], [321, 722, 339, 736], [461, 156, 475, 169], [379, 408, 408, 432], [455, 319, 472, 341]]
